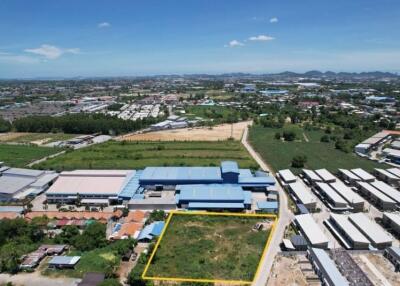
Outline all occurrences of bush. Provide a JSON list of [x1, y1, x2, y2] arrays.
[[335, 139, 350, 153], [320, 135, 330, 143], [283, 131, 296, 141], [274, 132, 281, 140], [291, 155, 307, 168]]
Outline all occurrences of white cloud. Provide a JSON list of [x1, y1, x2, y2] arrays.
[[225, 40, 244, 48], [248, 35, 275, 41], [270, 17, 278, 23], [24, 44, 80, 59], [98, 22, 111, 28]]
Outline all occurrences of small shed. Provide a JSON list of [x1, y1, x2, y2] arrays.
[[48, 256, 80, 269]]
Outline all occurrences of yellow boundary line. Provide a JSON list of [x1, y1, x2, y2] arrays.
[[142, 210, 277, 284]]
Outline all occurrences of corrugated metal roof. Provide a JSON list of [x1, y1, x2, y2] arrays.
[[3, 168, 44, 178], [309, 248, 349, 286], [140, 166, 222, 183], [176, 184, 247, 202], [295, 214, 329, 246], [329, 181, 364, 205], [49, 256, 80, 265], [0, 176, 36, 194], [351, 168, 375, 181], [315, 182, 348, 206], [188, 202, 245, 209], [370, 180, 400, 203], [330, 214, 370, 244], [357, 182, 395, 203], [221, 161, 239, 174], [348, 213, 392, 245], [257, 201, 278, 210], [315, 169, 336, 182], [289, 182, 316, 205]]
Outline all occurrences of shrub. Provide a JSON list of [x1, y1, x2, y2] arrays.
[[291, 155, 307, 168]]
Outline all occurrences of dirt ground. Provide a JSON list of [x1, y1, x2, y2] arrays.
[[267, 254, 320, 286], [0, 272, 79, 286], [118, 121, 251, 141], [352, 253, 400, 286], [0, 132, 29, 142]]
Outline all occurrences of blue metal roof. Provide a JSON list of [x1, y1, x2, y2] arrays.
[[239, 176, 275, 186], [257, 201, 278, 210], [176, 184, 247, 203], [188, 202, 245, 209], [239, 169, 253, 178], [118, 170, 141, 199], [221, 161, 239, 174], [310, 248, 349, 286], [139, 167, 222, 184], [137, 221, 165, 241]]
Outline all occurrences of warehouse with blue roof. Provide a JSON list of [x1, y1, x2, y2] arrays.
[[117, 161, 276, 210]]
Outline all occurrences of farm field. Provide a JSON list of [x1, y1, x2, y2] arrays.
[[249, 125, 386, 174], [144, 212, 274, 282], [119, 121, 250, 141], [36, 140, 258, 171], [0, 144, 62, 167], [0, 132, 76, 145]]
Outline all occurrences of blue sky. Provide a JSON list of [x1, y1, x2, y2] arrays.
[[0, 0, 399, 78]]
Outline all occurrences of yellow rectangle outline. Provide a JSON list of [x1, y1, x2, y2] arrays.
[[142, 210, 278, 285]]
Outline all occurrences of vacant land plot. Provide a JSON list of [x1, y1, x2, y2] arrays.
[[144, 212, 274, 283], [36, 140, 257, 171], [249, 125, 385, 174], [352, 253, 400, 286], [0, 144, 62, 167], [0, 132, 75, 145], [119, 121, 250, 141]]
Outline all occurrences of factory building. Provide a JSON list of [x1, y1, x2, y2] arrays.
[[277, 169, 297, 185], [315, 169, 336, 183], [329, 181, 365, 212], [348, 213, 393, 249], [356, 181, 396, 210], [287, 181, 317, 211], [384, 247, 400, 272], [374, 169, 400, 187], [370, 180, 400, 205], [0, 168, 58, 201], [326, 214, 369, 250], [314, 182, 348, 211], [302, 169, 323, 185], [382, 212, 400, 236], [387, 168, 400, 179], [307, 248, 349, 286], [294, 214, 329, 249], [337, 169, 361, 185], [350, 168, 375, 182]]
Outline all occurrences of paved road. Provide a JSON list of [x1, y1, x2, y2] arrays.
[[241, 126, 293, 286]]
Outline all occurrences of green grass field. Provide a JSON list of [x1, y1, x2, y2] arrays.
[[0, 144, 62, 167], [145, 214, 272, 281], [249, 125, 386, 174], [36, 140, 258, 171]]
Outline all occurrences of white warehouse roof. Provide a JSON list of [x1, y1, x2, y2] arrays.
[[315, 169, 336, 182], [351, 168, 375, 182], [295, 214, 329, 247], [375, 168, 400, 180], [370, 180, 400, 204], [288, 182, 316, 206], [348, 213, 392, 246], [278, 169, 297, 183], [330, 214, 369, 245], [338, 169, 361, 182], [302, 169, 322, 182], [315, 182, 347, 206], [357, 182, 395, 204], [387, 168, 400, 178], [329, 181, 364, 205]]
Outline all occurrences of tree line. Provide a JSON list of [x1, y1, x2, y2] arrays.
[[10, 113, 163, 135]]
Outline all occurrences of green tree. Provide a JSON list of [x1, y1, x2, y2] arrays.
[[291, 155, 307, 168]]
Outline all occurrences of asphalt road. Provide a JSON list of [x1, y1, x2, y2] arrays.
[[241, 125, 293, 286]]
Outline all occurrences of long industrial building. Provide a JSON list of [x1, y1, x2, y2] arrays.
[[45, 161, 277, 210], [374, 168, 400, 187], [307, 248, 349, 286], [327, 214, 369, 249], [356, 181, 396, 210], [338, 169, 361, 185], [348, 213, 392, 249], [370, 180, 400, 205], [329, 181, 365, 212], [382, 212, 400, 236], [350, 168, 375, 182], [294, 214, 329, 249], [287, 181, 317, 211], [315, 169, 336, 183], [314, 182, 348, 211], [277, 169, 297, 185], [0, 167, 58, 201], [302, 169, 323, 184]]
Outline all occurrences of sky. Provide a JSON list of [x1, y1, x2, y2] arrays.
[[0, 0, 400, 78]]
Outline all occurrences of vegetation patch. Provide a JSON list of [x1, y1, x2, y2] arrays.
[[36, 140, 258, 171], [143, 212, 274, 283], [249, 125, 386, 174], [0, 144, 62, 167]]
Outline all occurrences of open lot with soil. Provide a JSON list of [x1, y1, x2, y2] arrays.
[[0, 132, 76, 145], [119, 121, 250, 142], [36, 140, 258, 171], [144, 212, 274, 282]]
